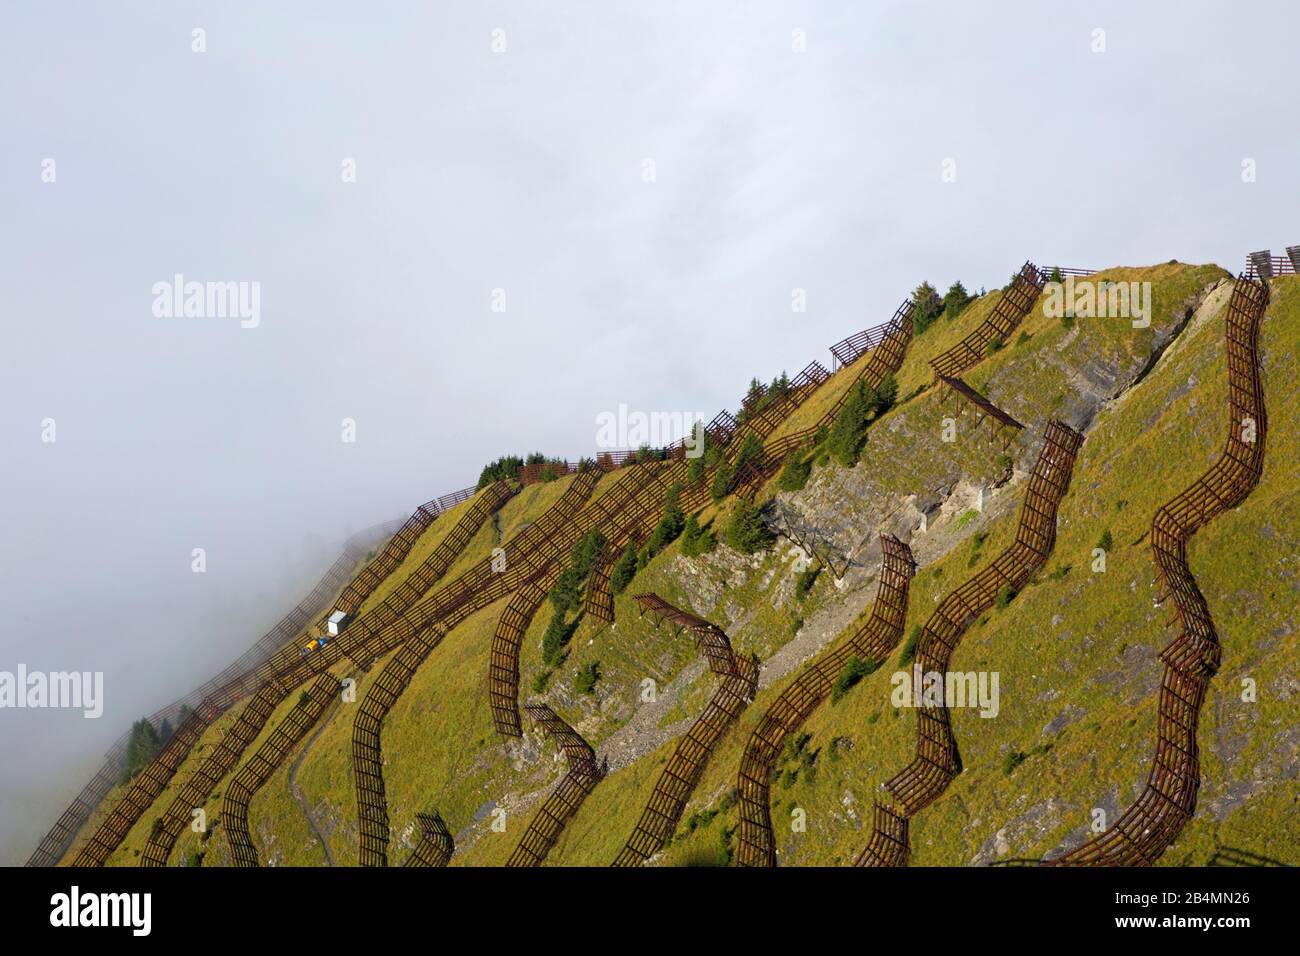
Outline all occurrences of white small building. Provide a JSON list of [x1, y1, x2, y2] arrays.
[[326, 610, 350, 636]]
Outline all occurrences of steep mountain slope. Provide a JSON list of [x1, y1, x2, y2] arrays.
[[40, 259, 1297, 869]]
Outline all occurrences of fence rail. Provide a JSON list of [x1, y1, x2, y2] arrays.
[[736, 535, 915, 867], [24, 518, 396, 867], [612, 595, 759, 866], [140, 680, 288, 866], [506, 704, 605, 867], [31, 276, 927, 867], [1244, 249, 1299, 280], [65, 483, 518, 868], [223, 675, 341, 867], [404, 812, 454, 867], [930, 261, 1045, 379], [1045, 275, 1268, 867], [856, 420, 1084, 866]]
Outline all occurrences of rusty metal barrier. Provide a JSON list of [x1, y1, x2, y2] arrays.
[[730, 304, 915, 499], [140, 680, 288, 866], [25, 519, 395, 867], [186, 472, 591, 727], [1245, 250, 1294, 280], [488, 581, 554, 739], [830, 320, 893, 369], [735, 535, 915, 867], [356, 465, 673, 850], [223, 675, 342, 867], [72, 704, 214, 866], [353, 619, 460, 868], [855, 420, 1084, 866], [1045, 276, 1269, 867], [936, 374, 1025, 451], [506, 704, 605, 867], [582, 534, 622, 625], [353, 613, 480, 868], [326, 483, 481, 621], [354, 470, 665, 863], [611, 595, 759, 866], [342, 470, 604, 670], [930, 262, 1045, 380], [357, 481, 518, 619], [486, 469, 671, 739], [33, 285, 921, 867], [404, 811, 454, 867], [62, 484, 520, 868], [857, 801, 912, 866], [820, 299, 916, 429]]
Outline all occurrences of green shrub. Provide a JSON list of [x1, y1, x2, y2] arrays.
[[985, 336, 1004, 357], [725, 500, 775, 554], [826, 381, 872, 467], [680, 514, 716, 558], [476, 454, 525, 489], [541, 611, 579, 666], [911, 281, 943, 335], [994, 584, 1017, 610], [830, 656, 878, 703], [574, 661, 600, 695], [644, 486, 685, 557], [1097, 529, 1113, 552], [609, 542, 638, 595], [1003, 742, 1052, 775], [942, 280, 974, 321], [738, 372, 794, 424], [531, 670, 551, 694], [710, 461, 736, 502], [777, 454, 811, 492], [899, 625, 922, 666], [120, 719, 163, 784], [872, 376, 898, 416], [549, 528, 607, 612], [794, 565, 820, 601], [687, 446, 707, 484]]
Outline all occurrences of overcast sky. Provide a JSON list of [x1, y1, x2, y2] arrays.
[[2, 0, 1298, 864]]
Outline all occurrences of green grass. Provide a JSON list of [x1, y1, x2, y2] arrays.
[[95, 265, 1298, 868]]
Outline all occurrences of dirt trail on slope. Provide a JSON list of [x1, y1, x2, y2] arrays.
[[287, 690, 348, 866]]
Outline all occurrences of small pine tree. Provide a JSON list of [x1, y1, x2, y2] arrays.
[[609, 542, 638, 595], [645, 486, 686, 557], [911, 281, 942, 335], [541, 611, 579, 666], [869, 376, 898, 418], [726, 500, 775, 554], [574, 661, 601, 695], [794, 565, 820, 601], [899, 625, 922, 666], [942, 280, 974, 320], [830, 656, 878, 703], [826, 381, 872, 467], [710, 461, 736, 502], [776, 454, 811, 492], [680, 514, 716, 558], [120, 719, 163, 784]]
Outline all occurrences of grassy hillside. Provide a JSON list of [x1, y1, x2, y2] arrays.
[[86, 262, 1297, 869]]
